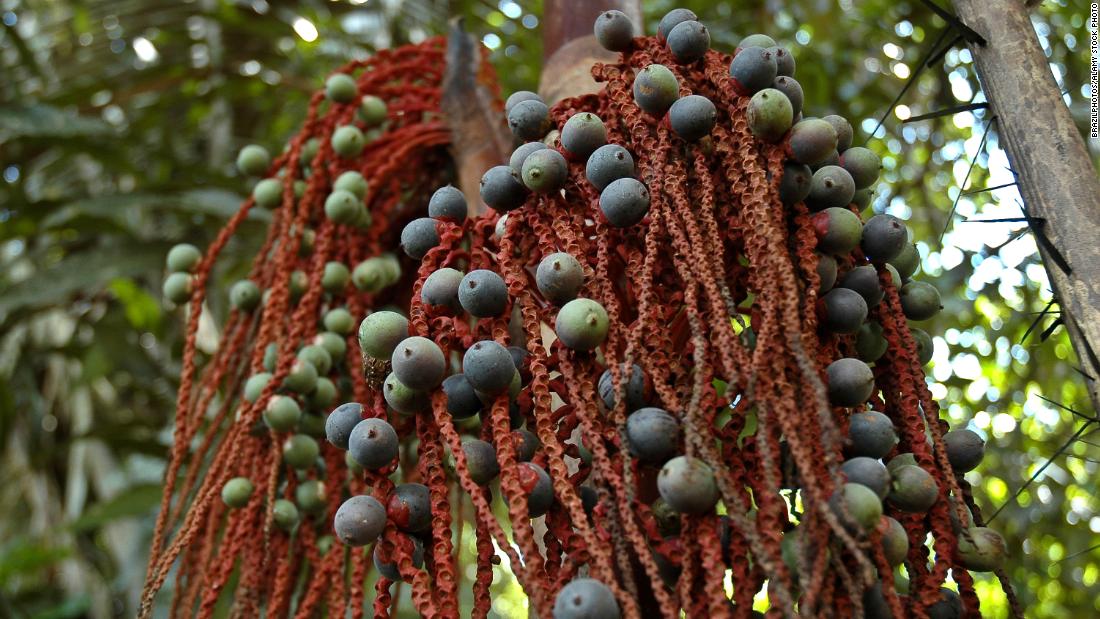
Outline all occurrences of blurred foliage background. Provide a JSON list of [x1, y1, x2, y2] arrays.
[[1, 0, 1097, 617]]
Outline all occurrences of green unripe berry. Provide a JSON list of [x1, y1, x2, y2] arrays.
[[888, 464, 939, 512], [325, 189, 361, 224], [243, 372, 272, 403], [890, 243, 920, 281], [911, 327, 933, 365], [555, 298, 609, 351], [831, 482, 883, 532], [521, 148, 569, 193], [236, 144, 271, 176], [813, 207, 862, 255], [324, 308, 355, 335], [263, 343, 278, 372], [297, 413, 326, 438], [331, 125, 365, 159], [163, 272, 193, 304], [221, 477, 254, 508], [298, 344, 333, 376], [840, 146, 881, 189], [326, 73, 358, 103], [264, 395, 302, 432], [166, 243, 202, 273], [296, 480, 327, 514], [856, 321, 888, 363], [956, 526, 1007, 572], [747, 88, 793, 142], [273, 498, 300, 530], [333, 171, 368, 199], [301, 138, 320, 164], [293, 179, 307, 199], [359, 311, 409, 360], [900, 280, 941, 321], [632, 64, 679, 117], [352, 256, 398, 293], [322, 261, 350, 294], [315, 331, 347, 361], [738, 33, 777, 51], [253, 178, 284, 209], [230, 279, 261, 312], [789, 119, 839, 167], [306, 377, 337, 410], [289, 270, 308, 301], [359, 95, 388, 127], [383, 372, 431, 415], [284, 359, 319, 394], [283, 434, 320, 469]]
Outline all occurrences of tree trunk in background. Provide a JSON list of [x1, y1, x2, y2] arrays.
[[951, 0, 1100, 415], [540, 0, 643, 104]]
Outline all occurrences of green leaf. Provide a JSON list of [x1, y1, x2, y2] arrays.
[[0, 539, 71, 585], [67, 483, 163, 533], [108, 278, 162, 331]]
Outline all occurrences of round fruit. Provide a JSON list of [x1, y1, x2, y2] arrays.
[[374, 536, 425, 581], [163, 272, 193, 304], [325, 73, 358, 103], [334, 170, 369, 197], [729, 46, 777, 95], [812, 149, 840, 171], [283, 434, 320, 469], [928, 588, 963, 619], [861, 214, 908, 263], [817, 252, 838, 293], [243, 372, 272, 403], [771, 76, 803, 118], [813, 207, 862, 255], [351, 256, 398, 293], [331, 125, 365, 159], [657, 456, 719, 514], [236, 144, 270, 176], [536, 252, 585, 305], [598, 363, 648, 412], [518, 462, 554, 517], [221, 477, 254, 508], [288, 270, 307, 299], [480, 165, 528, 213], [852, 188, 873, 210], [555, 298, 609, 351], [839, 265, 884, 307], [334, 495, 386, 546], [284, 359, 319, 395], [252, 178, 283, 209], [669, 94, 717, 141], [599, 177, 650, 227], [391, 336, 445, 390], [400, 217, 439, 260], [840, 457, 891, 498], [325, 402, 363, 449], [273, 499, 300, 531], [807, 165, 856, 210], [831, 482, 883, 531], [886, 452, 918, 476], [888, 464, 939, 512], [855, 321, 888, 363], [789, 119, 838, 166], [632, 64, 679, 117], [421, 268, 463, 309], [822, 114, 854, 152], [890, 243, 920, 281], [911, 327, 933, 365], [512, 428, 540, 462], [840, 147, 881, 189], [462, 439, 500, 485], [428, 185, 467, 222], [826, 358, 875, 407], [900, 281, 941, 321], [296, 480, 326, 514], [358, 311, 409, 360], [264, 395, 302, 432], [463, 340, 515, 395], [322, 262, 350, 294], [561, 112, 607, 159], [509, 142, 549, 175], [667, 20, 709, 63], [944, 428, 985, 473], [770, 46, 796, 76], [657, 8, 697, 42], [779, 161, 812, 205], [956, 526, 1007, 572], [737, 34, 777, 52], [348, 418, 399, 470], [359, 95, 388, 126], [324, 189, 360, 224], [882, 516, 909, 566], [508, 98, 551, 141], [846, 410, 897, 459], [226, 280, 260, 312], [522, 148, 569, 193], [747, 88, 793, 142], [383, 373, 430, 415], [505, 91, 542, 115], [166, 243, 202, 273], [315, 331, 346, 361], [458, 269, 509, 317], [388, 483, 431, 533], [594, 9, 634, 52], [625, 407, 680, 464], [553, 578, 621, 619], [442, 374, 481, 419], [585, 144, 634, 191], [821, 287, 868, 334]]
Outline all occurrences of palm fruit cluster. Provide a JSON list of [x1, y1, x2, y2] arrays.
[[147, 9, 1013, 619]]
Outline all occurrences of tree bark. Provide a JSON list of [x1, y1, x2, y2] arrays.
[[951, 0, 1100, 413], [539, 0, 643, 104]]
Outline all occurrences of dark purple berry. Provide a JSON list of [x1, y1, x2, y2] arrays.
[[840, 457, 891, 498], [421, 267, 464, 309], [594, 10, 634, 52], [656, 8, 697, 42], [807, 165, 856, 211], [334, 495, 386, 546], [598, 364, 647, 412], [944, 429, 984, 473], [428, 185, 467, 222], [508, 99, 551, 141], [348, 418, 399, 470], [667, 20, 710, 63], [779, 161, 812, 205], [822, 114, 854, 152], [599, 177, 650, 227], [839, 265, 884, 307], [821, 287, 868, 334], [769, 46, 796, 76], [861, 214, 907, 263], [458, 269, 509, 317], [441, 374, 481, 419], [826, 358, 875, 407], [561, 113, 607, 159], [789, 119, 839, 166], [325, 402, 363, 449], [536, 252, 585, 305], [509, 141, 549, 175], [387, 483, 431, 533], [505, 91, 542, 116], [462, 439, 500, 485], [669, 94, 717, 141], [771, 76, 803, 118], [463, 340, 515, 395], [657, 456, 718, 514], [585, 144, 635, 191], [729, 47, 777, 95], [840, 147, 881, 189], [400, 217, 439, 260], [553, 578, 621, 619], [480, 165, 528, 213], [625, 407, 680, 464]]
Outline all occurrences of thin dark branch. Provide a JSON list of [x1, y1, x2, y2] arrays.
[[1040, 316, 1063, 342], [962, 181, 1017, 196], [1035, 394, 1097, 423], [901, 102, 988, 123], [926, 33, 963, 67], [938, 116, 996, 247], [987, 421, 1096, 523], [1021, 299, 1057, 345], [865, 27, 952, 144], [1058, 543, 1100, 564], [916, 0, 987, 45], [959, 216, 1036, 224]]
